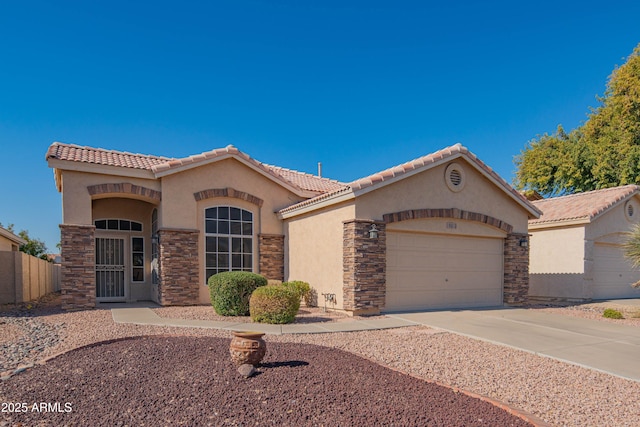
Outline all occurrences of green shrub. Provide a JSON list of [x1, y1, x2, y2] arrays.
[[250, 285, 300, 324], [282, 280, 311, 302], [208, 272, 267, 316], [603, 308, 624, 319]]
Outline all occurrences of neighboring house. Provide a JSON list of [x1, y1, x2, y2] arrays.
[[47, 142, 540, 313], [0, 226, 26, 251], [529, 185, 640, 301]]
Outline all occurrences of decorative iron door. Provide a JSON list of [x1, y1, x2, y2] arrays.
[[95, 237, 126, 300]]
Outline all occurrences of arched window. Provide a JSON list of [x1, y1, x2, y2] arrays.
[[205, 206, 253, 284]]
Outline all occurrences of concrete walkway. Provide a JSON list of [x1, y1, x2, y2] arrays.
[[110, 306, 415, 335], [111, 304, 640, 382], [389, 307, 640, 382]]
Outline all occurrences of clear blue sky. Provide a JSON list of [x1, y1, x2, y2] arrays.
[[1, 0, 639, 251]]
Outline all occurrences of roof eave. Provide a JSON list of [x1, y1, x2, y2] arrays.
[[278, 189, 355, 219], [528, 218, 590, 230], [0, 228, 27, 246], [47, 158, 157, 180]]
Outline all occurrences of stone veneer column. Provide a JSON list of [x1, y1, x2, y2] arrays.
[[259, 234, 285, 281], [59, 224, 96, 310], [158, 228, 200, 306], [503, 232, 530, 305], [343, 220, 386, 315]]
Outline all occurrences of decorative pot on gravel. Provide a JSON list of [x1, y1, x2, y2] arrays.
[[229, 331, 267, 366]]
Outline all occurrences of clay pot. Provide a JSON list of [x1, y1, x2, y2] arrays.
[[229, 331, 267, 366]]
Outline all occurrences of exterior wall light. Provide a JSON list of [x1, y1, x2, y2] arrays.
[[519, 237, 528, 248], [368, 224, 379, 239]]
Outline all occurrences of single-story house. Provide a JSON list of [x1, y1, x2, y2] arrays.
[[0, 226, 26, 252], [47, 142, 540, 313], [529, 185, 640, 302]]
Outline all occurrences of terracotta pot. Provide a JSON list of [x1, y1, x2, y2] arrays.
[[229, 331, 267, 366]]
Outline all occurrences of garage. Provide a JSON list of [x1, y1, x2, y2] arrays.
[[385, 231, 504, 311], [592, 243, 640, 299]]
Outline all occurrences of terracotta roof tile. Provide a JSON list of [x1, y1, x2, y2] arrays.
[[530, 185, 640, 225], [47, 142, 347, 195], [46, 142, 173, 170]]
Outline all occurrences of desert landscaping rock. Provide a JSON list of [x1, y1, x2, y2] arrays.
[[238, 363, 257, 378], [2, 294, 640, 426], [0, 336, 533, 427]]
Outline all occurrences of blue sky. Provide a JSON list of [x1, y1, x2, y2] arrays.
[[1, 0, 639, 251]]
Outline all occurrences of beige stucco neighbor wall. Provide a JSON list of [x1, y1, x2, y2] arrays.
[[0, 252, 61, 304], [0, 235, 20, 251], [529, 197, 640, 301], [355, 160, 530, 234], [528, 226, 587, 300], [285, 203, 355, 310]]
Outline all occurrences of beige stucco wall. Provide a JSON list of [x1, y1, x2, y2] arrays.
[[160, 158, 303, 232], [284, 202, 355, 309], [355, 160, 531, 233], [60, 171, 160, 225], [588, 196, 640, 242], [529, 195, 640, 300], [529, 226, 586, 274], [0, 235, 19, 251]]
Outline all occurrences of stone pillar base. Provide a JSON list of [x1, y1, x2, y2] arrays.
[[59, 224, 96, 311], [504, 232, 530, 305], [343, 219, 386, 314], [158, 228, 200, 306]]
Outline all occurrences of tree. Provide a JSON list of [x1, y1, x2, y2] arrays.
[[515, 43, 640, 196], [623, 224, 640, 288], [0, 222, 50, 261]]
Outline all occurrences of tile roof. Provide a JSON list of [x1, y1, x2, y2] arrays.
[[46, 142, 172, 170], [280, 144, 541, 217], [530, 185, 640, 225], [46, 142, 346, 195]]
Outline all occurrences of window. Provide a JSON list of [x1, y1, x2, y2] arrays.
[[205, 206, 253, 284], [131, 237, 144, 282], [95, 219, 143, 231]]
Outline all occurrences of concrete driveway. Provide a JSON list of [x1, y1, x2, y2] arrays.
[[389, 305, 640, 382]]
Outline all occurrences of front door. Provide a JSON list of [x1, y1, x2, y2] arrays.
[[96, 237, 127, 301]]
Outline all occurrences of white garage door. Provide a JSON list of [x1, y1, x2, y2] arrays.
[[385, 232, 504, 311], [592, 243, 640, 299]]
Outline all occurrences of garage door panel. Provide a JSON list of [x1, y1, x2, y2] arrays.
[[385, 288, 503, 311], [593, 244, 640, 299], [388, 271, 502, 290], [386, 231, 503, 311]]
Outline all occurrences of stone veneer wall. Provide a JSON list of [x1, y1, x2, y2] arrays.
[[60, 224, 96, 310], [343, 220, 386, 315], [503, 232, 530, 305], [158, 228, 200, 305], [259, 234, 284, 281]]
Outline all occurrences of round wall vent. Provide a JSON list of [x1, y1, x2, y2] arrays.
[[625, 200, 637, 222], [445, 163, 466, 192]]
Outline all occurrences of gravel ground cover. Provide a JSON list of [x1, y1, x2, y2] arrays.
[[0, 336, 532, 427], [2, 294, 640, 426]]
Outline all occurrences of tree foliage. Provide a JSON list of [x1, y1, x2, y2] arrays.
[[623, 223, 640, 288], [515, 43, 640, 196]]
